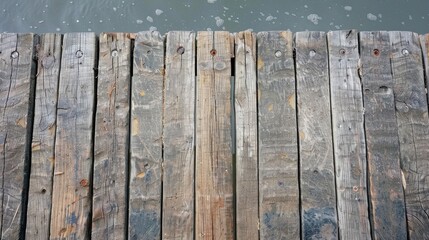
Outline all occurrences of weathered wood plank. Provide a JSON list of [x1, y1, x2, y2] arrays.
[[196, 31, 234, 239], [26, 33, 62, 240], [296, 31, 338, 239], [50, 32, 96, 240], [359, 31, 407, 239], [91, 33, 131, 239], [162, 31, 195, 239], [235, 31, 258, 240], [257, 31, 299, 239], [327, 30, 371, 239], [390, 31, 429, 240], [0, 33, 36, 240], [129, 31, 164, 240]]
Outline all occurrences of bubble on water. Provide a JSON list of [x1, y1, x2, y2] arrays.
[[149, 26, 157, 31], [99, 20, 103, 23], [215, 16, 224, 27], [304, 5, 308, 8], [155, 9, 163, 15], [344, 6, 352, 11], [207, 0, 216, 3], [136, 19, 143, 24], [38, 20, 44, 24], [367, 13, 377, 21], [266, 15, 275, 21], [147, 16, 153, 22], [76, 19, 80, 23], [113, 7, 117, 11], [56, 28, 61, 31], [307, 14, 321, 25]]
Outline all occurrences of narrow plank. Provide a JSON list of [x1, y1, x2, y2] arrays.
[[26, 33, 62, 240], [235, 31, 258, 239], [359, 31, 407, 239], [196, 31, 234, 239], [162, 31, 195, 239], [327, 30, 371, 239], [257, 31, 300, 239], [421, 34, 429, 106], [50, 32, 96, 240], [296, 31, 338, 239], [91, 33, 131, 239], [390, 31, 429, 239], [129, 31, 164, 240], [0, 33, 36, 239]]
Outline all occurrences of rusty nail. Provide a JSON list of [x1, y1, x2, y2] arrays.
[[80, 179, 89, 187], [372, 49, 380, 56], [339, 48, 346, 55], [210, 49, 217, 56], [353, 186, 359, 192]]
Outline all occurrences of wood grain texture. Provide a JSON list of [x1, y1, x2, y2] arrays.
[[129, 31, 164, 240], [421, 34, 429, 109], [0, 33, 36, 240], [162, 31, 195, 239], [195, 31, 234, 239], [390, 31, 429, 240], [257, 31, 299, 240], [235, 31, 258, 240], [91, 33, 131, 240], [296, 31, 338, 240], [327, 30, 371, 240], [359, 31, 407, 239], [50, 32, 96, 240], [26, 33, 62, 240]]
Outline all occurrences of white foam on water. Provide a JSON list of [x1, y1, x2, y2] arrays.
[[155, 9, 163, 15], [215, 16, 224, 27], [147, 16, 153, 22], [136, 19, 143, 24], [367, 13, 377, 21], [307, 14, 321, 25], [208, 0, 217, 3], [344, 6, 352, 11]]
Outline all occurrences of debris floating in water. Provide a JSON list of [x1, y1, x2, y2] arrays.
[[344, 6, 352, 11], [136, 19, 143, 24], [147, 16, 153, 22], [367, 13, 377, 21], [150, 26, 157, 31], [307, 14, 321, 25], [155, 9, 163, 16], [215, 16, 224, 27], [265, 15, 275, 21]]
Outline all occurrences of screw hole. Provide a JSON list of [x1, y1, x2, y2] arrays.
[[210, 49, 217, 56], [147, 50, 151, 54], [41, 188, 46, 194], [339, 48, 346, 55], [111, 49, 118, 57], [372, 49, 380, 56], [75, 50, 83, 58], [177, 46, 185, 55]]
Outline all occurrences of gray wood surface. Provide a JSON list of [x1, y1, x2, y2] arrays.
[[50, 32, 96, 240], [162, 31, 195, 239], [235, 31, 258, 240], [359, 31, 407, 239], [195, 31, 234, 239], [129, 31, 164, 240], [296, 31, 338, 240], [327, 30, 371, 240], [0, 33, 36, 240], [92, 32, 131, 240], [257, 31, 299, 239], [390, 31, 429, 240], [421, 34, 429, 108], [26, 33, 62, 240]]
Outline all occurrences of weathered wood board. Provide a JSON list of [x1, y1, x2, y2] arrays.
[[257, 31, 300, 239], [50, 32, 96, 240], [296, 31, 338, 239], [421, 34, 429, 108], [235, 31, 258, 240], [195, 31, 234, 239], [92, 32, 131, 239], [129, 31, 164, 240], [390, 31, 429, 240], [0, 33, 36, 240], [360, 31, 407, 239], [327, 30, 371, 239], [26, 33, 62, 240], [162, 31, 195, 239]]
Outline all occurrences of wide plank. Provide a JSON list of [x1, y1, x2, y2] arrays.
[[0, 33, 36, 240], [390, 31, 429, 240], [195, 31, 234, 239], [421, 34, 429, 106], [359, 31, 407, 239], [26, 33, 62, 240], [257, 31, 299, 239], [91, 32, 131, 239], [162, 31, 195, 239], [235, 31, 258, 240], [296, 31, 338, 239], [327, 30, 371, 239], [129, 31, 164, 240], [50, 32, 96, 240]]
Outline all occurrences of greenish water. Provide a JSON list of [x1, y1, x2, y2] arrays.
[[1, 0, 428, 33]]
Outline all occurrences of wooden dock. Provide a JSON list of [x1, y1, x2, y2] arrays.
[[1, 30, 429, 239]]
